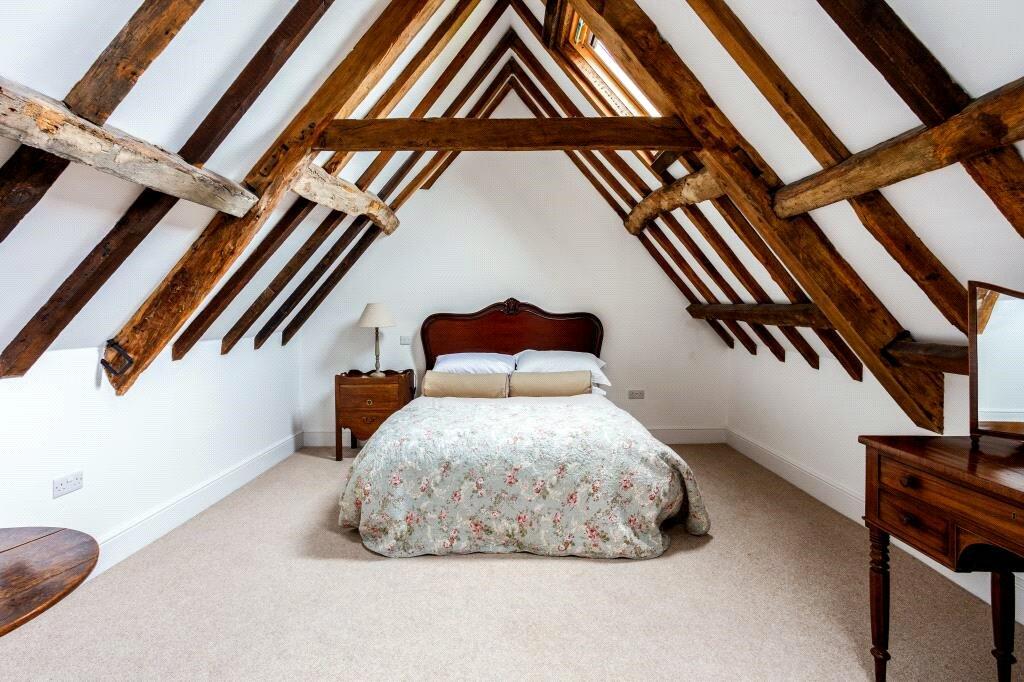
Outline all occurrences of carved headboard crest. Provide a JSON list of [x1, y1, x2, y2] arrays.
[[421, 300, 603, 369]]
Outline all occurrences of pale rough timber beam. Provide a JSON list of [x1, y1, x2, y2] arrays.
[[0, 0, 203, 242], [625, 169, 723, 234], [291, 165, 398, 234], [102, 0, 445, 394], [774, 77, 1024, 218], [0, 0, 332, 380], [816, 0, 1024, 240], [685, 0, 967, 333], [175, 0, 499, 360], [572, 0, 944, 431], [0, 76, 255, 216]]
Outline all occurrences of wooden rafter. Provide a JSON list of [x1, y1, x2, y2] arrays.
[[817, 0, 1024, 239], [101, 0, 445, 393], [511, 5, 855, 378], [0, 0, 203, 242], [683, 0, 967, 332], [315, 116, 697, 151], [542, 0, 572, 49], [0, 77, 255, 216], [291, 164, 397, 233], [884, 339, 968, 376], [774, 77, 1024, 217], [571, 0, 942, 429], [687, 304, 834, 329], [506, 26, 806, 366], [0, 0, 333, 379], [176, 0, 505, 360], [270, 71, 522, 346], [624, 169, 722, 235]]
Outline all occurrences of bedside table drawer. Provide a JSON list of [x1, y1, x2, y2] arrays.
[[337, 384, 402, 410], [877, 489, 950, 558], [343, 410, 393, 439]]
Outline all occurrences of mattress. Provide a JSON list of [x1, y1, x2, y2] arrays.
[[339, 394, 710, 558]]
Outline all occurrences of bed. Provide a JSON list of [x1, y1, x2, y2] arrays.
[[338, 299, 710, 559]]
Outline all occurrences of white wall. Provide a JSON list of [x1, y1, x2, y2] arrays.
[[0, 339, 302, 574], [298, 95, 732, 444]]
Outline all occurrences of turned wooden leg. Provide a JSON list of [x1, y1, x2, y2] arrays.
[[869, 526, 891, 681], [992, 570, 1016, 682]]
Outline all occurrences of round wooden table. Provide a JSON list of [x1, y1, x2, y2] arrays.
[[0, 527, 98, 636]]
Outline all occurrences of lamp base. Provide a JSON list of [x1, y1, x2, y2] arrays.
[[368, 370, 385, 377]]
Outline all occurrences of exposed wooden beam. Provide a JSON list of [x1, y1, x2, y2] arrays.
[[173, 0, 491, 360], [0, 0, 333, 380], [0, 0, 202, 242], [816, 0, 1024, 239], [685, 0, 967, 333], [101, 0, 444, 393], [542, 0, 571, 49], [624, 169, 722, 234], [0, 76, 256, 216], [651, 150, 679, 174], [291, 164, 397, 233], [885, 339, 968, 375], [260, 67, 520, 348], [315, 116, 697, 151], [687, 303, 834, 329], [775, 77, 1024, 218], [572, 0, 943, 430], [217, 45, 517, 356], [507, 67, 739, 350]]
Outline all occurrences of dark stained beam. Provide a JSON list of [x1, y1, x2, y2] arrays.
[[573, 0, 942, 430], [315, 116, 698, 151], [885, 339, 968, 375], [775, 76, 1024, 217], [542, 0, 571, 49], [685, 0, 967, 333], [178, 1, 509, 359], [0, 0, 332, 378], [816, 0, 1024, 239], [102, 0, 444, 394], [0, 0, 203, 243], [687, 303, 834, 329]]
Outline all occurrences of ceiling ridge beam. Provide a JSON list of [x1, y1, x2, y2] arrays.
[[0, 0, 203, 242], [0, 0, 333, 379], [816, 0, 1024, 239], [572, 0, 942, 428], [0, 76, 256, 216], [97, 0, 445, 393], [685, 0, 967, 333], [181, 1, 510, 359]]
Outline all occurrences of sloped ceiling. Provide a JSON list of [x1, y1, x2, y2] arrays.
[[0, 0, 1022, 431]]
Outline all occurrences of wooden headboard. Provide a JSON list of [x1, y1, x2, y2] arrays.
[[421, 298, 604, 369]]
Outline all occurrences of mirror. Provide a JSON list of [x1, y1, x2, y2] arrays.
[[970, 281, 1024, 444]]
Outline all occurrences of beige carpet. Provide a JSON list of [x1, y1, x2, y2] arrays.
[[2, 445, 1018, 680]]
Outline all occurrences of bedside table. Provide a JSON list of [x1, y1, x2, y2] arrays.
[[335, 370, 414, 460]]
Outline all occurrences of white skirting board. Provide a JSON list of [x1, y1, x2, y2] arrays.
[[92, 432, 302, 577], [726, 430, 1024, 624]]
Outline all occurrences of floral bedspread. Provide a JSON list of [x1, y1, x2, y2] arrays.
[[339, 395, 710, 559]]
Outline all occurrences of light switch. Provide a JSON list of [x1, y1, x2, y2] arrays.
[[400, 335, 413, 346]]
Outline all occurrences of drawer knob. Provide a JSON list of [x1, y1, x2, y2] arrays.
[[366, 399, 373, 406], [899, 513, 918, 528], [899, 475, 918, 489]]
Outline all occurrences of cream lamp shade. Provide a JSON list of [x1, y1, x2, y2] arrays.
[[358, 303, 395, 329]]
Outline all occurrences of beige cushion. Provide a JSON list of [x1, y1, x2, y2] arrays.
[[509, 371, 592, 397], [421, 371, 508, 398]]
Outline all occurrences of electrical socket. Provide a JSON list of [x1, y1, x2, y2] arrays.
[[53, 471, 83, 499], [628, 390, 645, 400], [399, 335, 412, 346]]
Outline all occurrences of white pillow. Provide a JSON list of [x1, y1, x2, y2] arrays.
[[514, 350, 611, 386], [433, 352, 515, 374]]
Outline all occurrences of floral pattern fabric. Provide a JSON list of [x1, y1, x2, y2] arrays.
[[339, 395, 710, 559]]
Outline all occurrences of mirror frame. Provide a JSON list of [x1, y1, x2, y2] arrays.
[[969, 280, 1024, 445]]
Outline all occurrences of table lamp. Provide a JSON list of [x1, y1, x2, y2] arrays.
[[357, 303, 395, 377]]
